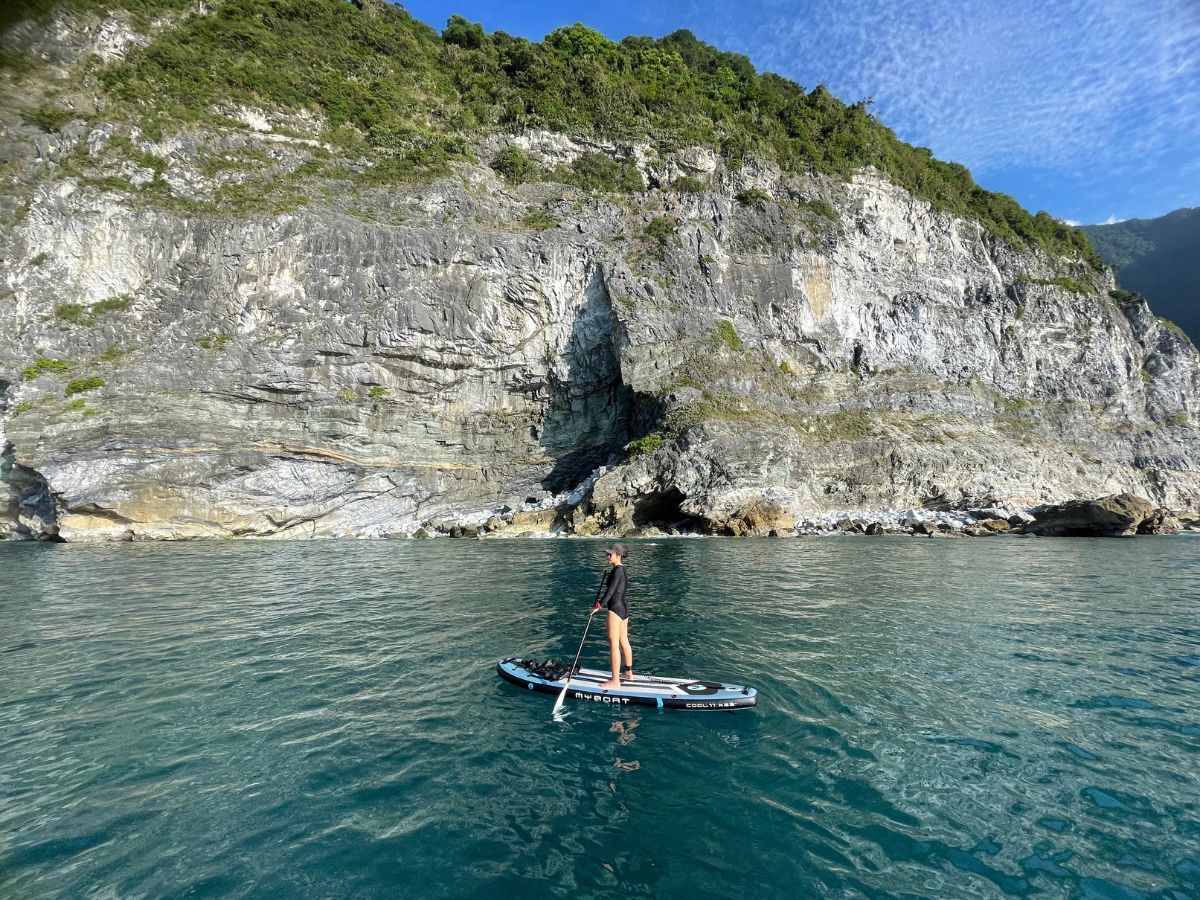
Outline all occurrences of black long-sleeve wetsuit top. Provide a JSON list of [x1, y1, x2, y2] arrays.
[[599, 565, 629, 620]]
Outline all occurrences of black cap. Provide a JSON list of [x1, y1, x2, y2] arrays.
[[605, 543, 627, 558]]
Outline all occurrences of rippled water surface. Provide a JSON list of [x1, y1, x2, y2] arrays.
[[1, 537, 1198, 898]]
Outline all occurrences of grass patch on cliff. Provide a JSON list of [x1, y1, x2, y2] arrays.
[[491, 146, 543, 184], [21, 357, 71, 380], [644, 215, 678, 242], [196, 333, 232, 350], [814, 409, 872, 440], [553, 153, 643, 193], [662, 387, 877, 443], [1157, 317, 1193, 345], [98, 346, 129, 362], [715, 320, 742, 351], [93, 295, 133, 314], [663, 338, 811, 403], [670, 175, 707, 193], [198, 146, 273, 177], [735, 188, 771, 206], [1109, 288, 1142, 306], [492, 148, 643, 194], [213, 180, 310, 215], [794, 197, 838, 220], [626, 433, 664, 457], [520, 209, 557, 230], [1016, 275, 1092, 295], [20, 102, 78, 132], [52, 296, 133, 326], [58, 127, 312, 215], [64, 376, 105, 396]]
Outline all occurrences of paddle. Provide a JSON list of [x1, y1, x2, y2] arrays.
[[552, 571, 608, 717]]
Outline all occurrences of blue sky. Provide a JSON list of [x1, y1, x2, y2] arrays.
[[401, 0, 1200, 226]]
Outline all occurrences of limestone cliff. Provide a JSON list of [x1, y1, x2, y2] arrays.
[[1, 7, 1198, 540]]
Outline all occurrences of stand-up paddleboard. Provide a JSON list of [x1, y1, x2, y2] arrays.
[[497, 657, 757, 710]]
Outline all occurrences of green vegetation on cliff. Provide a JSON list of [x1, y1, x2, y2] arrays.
[[4, 0, 1100, 266]]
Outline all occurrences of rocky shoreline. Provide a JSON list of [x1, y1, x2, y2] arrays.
[[382, 492, 1195, 542]]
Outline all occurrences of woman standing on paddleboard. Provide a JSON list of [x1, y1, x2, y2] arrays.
[[594, 543, 633, 689]]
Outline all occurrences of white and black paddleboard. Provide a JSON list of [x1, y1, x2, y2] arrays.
[[497, 657, 757, 710]]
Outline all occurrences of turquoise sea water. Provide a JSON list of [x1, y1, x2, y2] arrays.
[[1, 537, 1198, 898]]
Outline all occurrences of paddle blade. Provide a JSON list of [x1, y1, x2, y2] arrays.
[[551, 682, 568, 716]]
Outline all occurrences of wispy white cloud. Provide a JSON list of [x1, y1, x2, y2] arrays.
[[696, 0, 1200, 179]]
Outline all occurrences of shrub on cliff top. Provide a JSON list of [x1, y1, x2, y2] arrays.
[[442, 14, 484, 50]]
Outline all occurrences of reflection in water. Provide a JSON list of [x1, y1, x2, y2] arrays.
[[0, 536, 1198, 898], [610, 716, 640, 746]]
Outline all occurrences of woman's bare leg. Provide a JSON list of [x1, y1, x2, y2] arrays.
[[619, 618, 633, 678], [600, 611, 622, 688]]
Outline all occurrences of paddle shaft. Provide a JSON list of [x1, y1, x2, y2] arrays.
[[552, 571, 609, 713]]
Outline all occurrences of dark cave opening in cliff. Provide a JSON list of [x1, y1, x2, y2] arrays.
[[633, 487, 704, 530]]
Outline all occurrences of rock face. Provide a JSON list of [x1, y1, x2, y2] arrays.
[[2, 16, 1199, 540], [1136, 508, 1181, 535], [1023, 493, 1155, 537]]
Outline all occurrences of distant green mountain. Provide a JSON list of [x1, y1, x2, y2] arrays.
[[1084, 208, 1200, 343]]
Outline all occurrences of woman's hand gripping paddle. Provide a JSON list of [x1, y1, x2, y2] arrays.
[[552, 571, 608, 718]]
